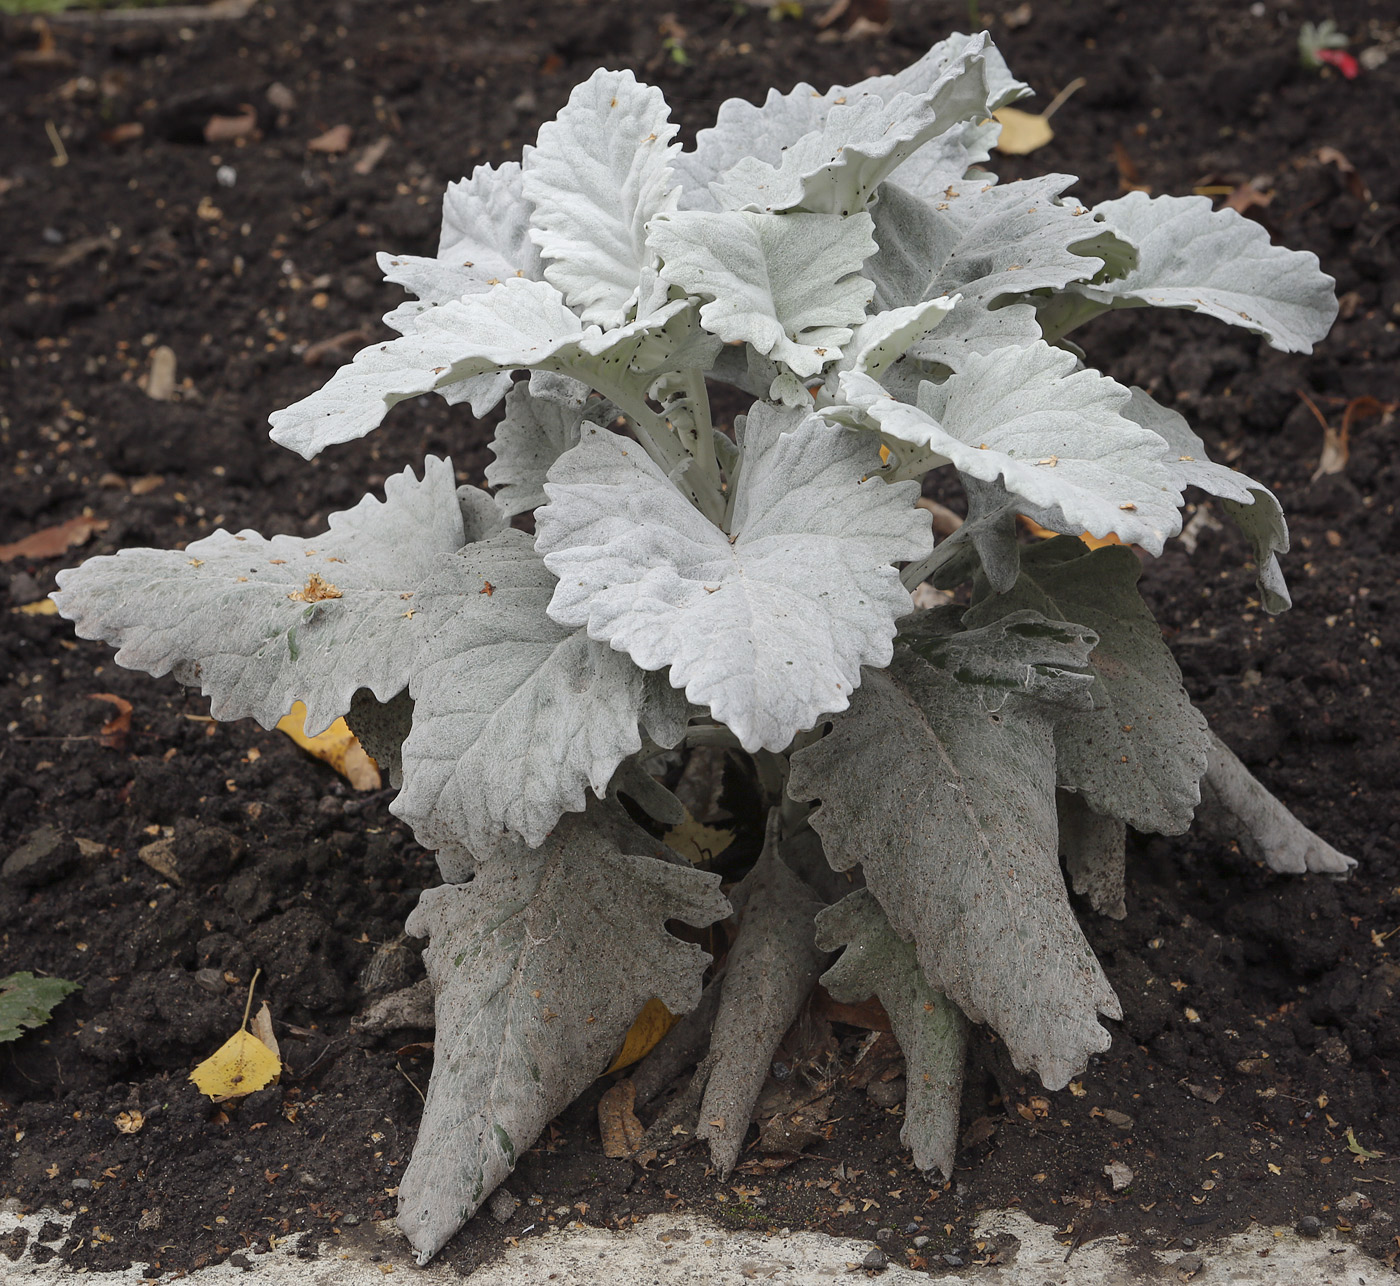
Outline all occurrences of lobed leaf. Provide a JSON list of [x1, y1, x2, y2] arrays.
[[1123, 387, 1291, 612], [707, 37, 993, 216], [841, 342, 1183, 553], [391, 530, 688, 858], [485, 375, 615, 519], [522, 69, 681, 328], [377, 160, 542, 306], [53, 458, 467, 736], [535, 404, 930, 752], [649, 209, 876, 378], [0, 972, 81, 1044], [1070, 192, 1338, 352], [397, 806, 729, 1263], [790, 645, 1120, 1088], [816, 889, 968, 1178], [268, 280, 694, 460], [965, 537, 1210, 835]]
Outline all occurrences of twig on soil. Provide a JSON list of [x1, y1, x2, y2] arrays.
[[40, 0, 255, 24]]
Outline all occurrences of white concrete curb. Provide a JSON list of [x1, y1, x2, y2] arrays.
[[1, 1204, 1384, 1284]]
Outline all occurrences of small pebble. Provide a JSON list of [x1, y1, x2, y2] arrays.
[[341, 1214, 360, 1227], [912, 1235, 929, 1248], [1298, 1215, 1323, 1238], [867, 1077, 907, 1109], [71, 1179, 92, 1191], [1175, 1251, 1204, 1274], [943, 1253, 965, 1267], [875, 1227, 894, 1245], [860, 1245, 887, 1271], [216, 165, 237, 188], [488, 1189, 519, 1225], [902, 1222, 919, 1234]]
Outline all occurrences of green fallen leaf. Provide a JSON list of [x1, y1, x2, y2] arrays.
[[1345, 1126, 1382, 1160], [0, 972, 81, 1043]]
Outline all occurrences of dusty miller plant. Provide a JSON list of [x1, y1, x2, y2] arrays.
[[55, 32, 1352, 1263]]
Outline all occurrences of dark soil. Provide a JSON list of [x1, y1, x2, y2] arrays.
[[3, 0, 1398, 1278]]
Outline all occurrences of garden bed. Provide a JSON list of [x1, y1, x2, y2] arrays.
[[2, 0, 1397, 1275]]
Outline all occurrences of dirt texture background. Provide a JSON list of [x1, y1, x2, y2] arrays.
[[2, 0, 1398, 1278]]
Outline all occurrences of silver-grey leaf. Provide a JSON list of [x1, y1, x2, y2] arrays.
[[706, 38, 993, 216], [867, 176, 1134, 318], [535, 405, 930, 752], [816, 888, 968, 1178], [522, 69, 681, 328], [392, 530, 688, 857], [486, 379, 611, 519], [377, 160, 542, 306], [397, 807, 729, 1263], [965, 536, 1210, 835], [698, 813, 830, 1177], [1123, 386, 1291, 612], [842, 342, 1183, 554], [1072, 192, 1338, 352], [649, 209, 876, 377], [53, 457, 465, 735], [1057, 791, 1127, 920], [789, 657, 1120, 1088], [1195, 731, 1355, 875]]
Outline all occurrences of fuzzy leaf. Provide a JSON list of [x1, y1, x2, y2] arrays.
[[674, 31, 1023, 213], [268, 280, 692, 460], [844, 30, 1028, 111], [790, 652, 1120, 1088], [485, 376, 614, 519], [54, 458, 465, 736], [397, 807, 729, 1263], [867, 176, 1134, 320], [698, 814, 830, 1177], [1196, 731, 1355, 875], [0, 972, 80, 1043], [649, 209, 876, 378], [901, 607, 1099, 710], [841, 342, 1183, 553], [965, 537, 1210, 835], [816, 890, 968, 1178], [522, 69, 681, 328], [535, 405, 930, 752], [392, 530, 688, 857], [1123, 387, 1290, 612], [707, 38, 993, 216], [1057, 791, 1127, 920], [1071, 192, 1338, 352], [377, 161, 542, 306]]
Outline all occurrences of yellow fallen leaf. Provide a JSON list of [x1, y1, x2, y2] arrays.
[[276, 700, 381, 791], [190, 970, 282, 1100], [14, 599, 59, 616], [605, 998, 677, 1074], [190, 1029, 281, 1100], [114, 1109, 144, 1134], [993, 106, 1054, 155], [664, 811, 736, 867], [993, 77, 1085, 156]]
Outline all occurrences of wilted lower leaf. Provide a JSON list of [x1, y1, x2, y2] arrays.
[[189, 1028, 282, 1100], [0, 972, 81, 1043], [277, 700, 382, 791]]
